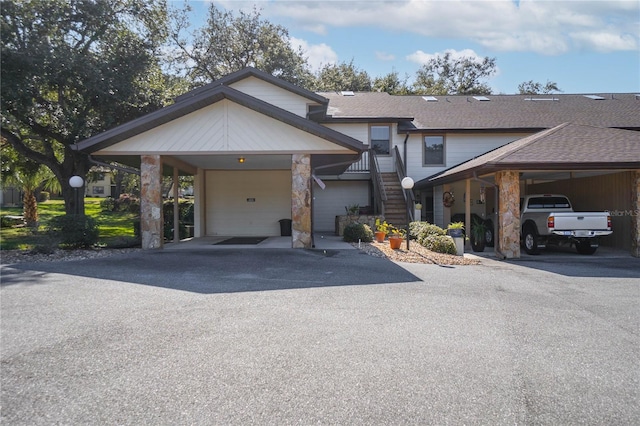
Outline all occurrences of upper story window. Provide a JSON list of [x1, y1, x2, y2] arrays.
[[370, 125, 391, 155], [423, 135, 445, 166]]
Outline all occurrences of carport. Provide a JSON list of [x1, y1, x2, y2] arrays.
[[421, 123, 640, 258], [74, 68, 365, 249]]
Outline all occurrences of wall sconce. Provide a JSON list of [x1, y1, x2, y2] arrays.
[[238, 157, 245, 164]]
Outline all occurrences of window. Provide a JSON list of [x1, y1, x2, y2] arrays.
[[370, 125, 390, 155], [92, 186, 105, 195], [423, 135, 444, 165]]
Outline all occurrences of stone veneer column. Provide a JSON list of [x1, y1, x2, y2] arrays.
[[632, 171, 640, 257], [140, 155, 163, 249], [496, 170, 520, 258], [291, 154, 312, 248]]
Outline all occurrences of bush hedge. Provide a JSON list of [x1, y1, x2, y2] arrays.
[[46, 214, 99, 248], [421, 234, 457, 255], [343, 222, 374, 243]]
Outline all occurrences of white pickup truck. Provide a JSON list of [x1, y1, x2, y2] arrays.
[[520, 194, 612, 255]]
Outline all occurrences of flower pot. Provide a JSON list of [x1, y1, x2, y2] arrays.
[[389, 236, 403, 249], [374, 231, 386, 243], [448, 228, 463, 238]]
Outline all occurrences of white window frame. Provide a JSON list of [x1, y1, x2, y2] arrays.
[[423, 134, 445, 166], [369, 124, 391, 156]]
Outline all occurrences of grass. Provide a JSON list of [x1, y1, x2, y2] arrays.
[[0, 198, 139, 251]]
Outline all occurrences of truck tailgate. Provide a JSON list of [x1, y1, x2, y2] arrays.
[[550, 212, 609, 230]]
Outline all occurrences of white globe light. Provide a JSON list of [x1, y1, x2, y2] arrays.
[[401, 176, 414, 189], [69, 175, 84, 188]]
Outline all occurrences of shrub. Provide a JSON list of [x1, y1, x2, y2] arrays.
[[46, 215, 99, 248], [343, 222, 374, 243], [410, 221, 447, 245], [38, 191, 50, 202], [100, 197, 116, 212], [163, 200, 192, 240], [421, 234, 457, 255], [113, 193, 140, 213]]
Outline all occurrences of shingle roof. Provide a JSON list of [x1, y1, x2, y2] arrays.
[[422, 123, 640, 185], [321, 92, 640, 131]]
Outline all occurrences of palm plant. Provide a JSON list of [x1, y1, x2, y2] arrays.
[[2, 160, 60, 227]]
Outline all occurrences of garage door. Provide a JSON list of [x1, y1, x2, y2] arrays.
[[313, 180, 370, 232], [206, 170, 291, 236]]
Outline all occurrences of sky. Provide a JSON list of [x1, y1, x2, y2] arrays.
[[178, 0, 640, 94]]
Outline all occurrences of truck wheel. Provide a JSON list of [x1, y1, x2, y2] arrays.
[[523, 226, 539, 255], [485, 220, 494, 247], [576, 240, 598, 255]]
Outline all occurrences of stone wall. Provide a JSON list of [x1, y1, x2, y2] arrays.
[[140, 155, 163, 249], [291, 154, 312, 248], [496, 170, 520, 258]]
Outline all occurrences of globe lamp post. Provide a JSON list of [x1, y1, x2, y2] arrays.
[[69, 176, 84, 216], [401, 176, 414, 250]]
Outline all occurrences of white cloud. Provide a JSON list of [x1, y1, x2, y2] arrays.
[[289, 37, 338, 71], [375, 51, 395, 61], [406, 49, 486, 66], [249, 0, 639, 55]]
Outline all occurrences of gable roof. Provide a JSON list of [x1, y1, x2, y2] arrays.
[[75, 84, 363, 154], [421, 123, 640, 186], [175, 67, 328, 105], [321, 92, 640, 131]]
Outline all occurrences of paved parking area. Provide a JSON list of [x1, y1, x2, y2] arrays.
[[1, 249, 639, 425]]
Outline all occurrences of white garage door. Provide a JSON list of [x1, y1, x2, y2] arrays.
[[206, 170, 291, 236], [313, 180, 370, 232]]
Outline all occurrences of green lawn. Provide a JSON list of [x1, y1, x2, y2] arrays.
[[0, 198, 138, 250]]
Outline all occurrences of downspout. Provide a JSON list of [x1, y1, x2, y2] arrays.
[[402, 133, 409, 175], [473, 172, 506, 260], [88, 155, 141, 175]]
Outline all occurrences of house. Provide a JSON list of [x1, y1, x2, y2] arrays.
[[75, 68, 640, 257], [85, 168, 113, 198]]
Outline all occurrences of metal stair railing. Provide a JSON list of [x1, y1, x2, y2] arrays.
[[393, 146, 415, 222], [370, 149, 387, 216]]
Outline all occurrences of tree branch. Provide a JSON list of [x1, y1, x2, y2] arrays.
[[1, 128, 61, 173]]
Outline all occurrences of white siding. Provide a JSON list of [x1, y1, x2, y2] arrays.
[[205, 170, 291, 236], [326, 122, 401, 173], [405, 133, 529, 181], [312, 181, 370, 232], [97, 100, 353, 155], [230, 76, 316, 117], [323, 123, 369, 142]]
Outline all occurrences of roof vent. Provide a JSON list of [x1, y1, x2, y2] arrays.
[[584, 94, 605, 100], [340, 91, 355, 96], [524, 97, 559, 101], [473, 96, 490, 101], [422, 96, 438, 102]]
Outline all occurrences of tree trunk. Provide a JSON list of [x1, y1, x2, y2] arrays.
[[23, 190, 38, 228]]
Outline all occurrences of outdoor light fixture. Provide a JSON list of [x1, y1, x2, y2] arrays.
[[69, 175, 84, 215], [238, 157, 245, 164], [401, 176, 415, 250]]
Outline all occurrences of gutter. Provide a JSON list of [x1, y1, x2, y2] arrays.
[[473, 172, 506, 260]]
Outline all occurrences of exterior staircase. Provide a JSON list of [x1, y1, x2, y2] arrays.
[[380, 172, 408, 227]]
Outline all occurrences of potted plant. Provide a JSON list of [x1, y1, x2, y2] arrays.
[[374, 218, 389, 243], [470, 217, 487, 252], [447, 221, 465, 238], [388, 225, 405, 249]]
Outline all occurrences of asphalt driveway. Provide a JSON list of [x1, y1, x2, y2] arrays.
[[1, 249, 639, 425]]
